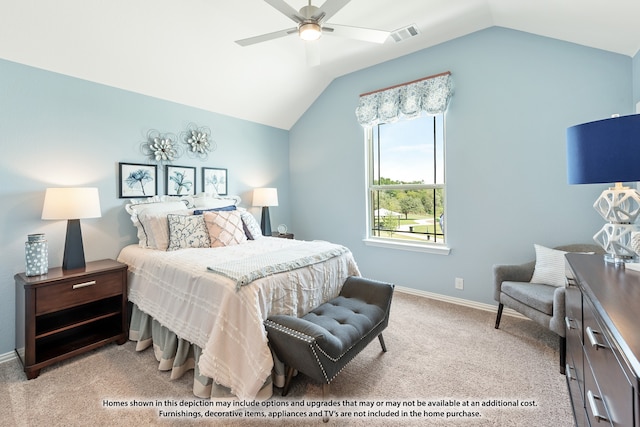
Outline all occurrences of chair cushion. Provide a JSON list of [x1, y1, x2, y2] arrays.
[[302, 296, 385, 359], [501, 281, 556, 315]]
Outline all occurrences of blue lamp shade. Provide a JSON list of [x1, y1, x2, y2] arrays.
[[567, 114, 640, 184]]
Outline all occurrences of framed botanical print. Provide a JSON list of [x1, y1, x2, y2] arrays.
[[165, 165, 196, 196], [202, 167, 228, 195], [119, 162, 157, 198]]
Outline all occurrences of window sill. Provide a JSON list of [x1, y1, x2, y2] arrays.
[[363, 238, 451, 255]]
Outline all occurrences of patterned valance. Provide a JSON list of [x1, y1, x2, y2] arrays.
[[355, 71, 453, 127]]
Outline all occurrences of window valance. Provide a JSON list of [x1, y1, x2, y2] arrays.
[[355, 71, 453, 127]]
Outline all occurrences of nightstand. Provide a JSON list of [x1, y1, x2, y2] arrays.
[[14, 259, 128, 379], [271, 232, 294, 239]]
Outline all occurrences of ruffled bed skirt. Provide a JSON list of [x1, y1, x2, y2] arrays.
[[128, 303, 285, 400]]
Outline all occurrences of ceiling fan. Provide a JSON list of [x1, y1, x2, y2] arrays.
[[234, 0, 390, 47]]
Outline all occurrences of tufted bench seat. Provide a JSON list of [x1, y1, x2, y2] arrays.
[[264, 276, 394, 398]]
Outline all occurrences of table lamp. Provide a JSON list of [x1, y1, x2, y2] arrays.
[[41, 187, 102, 270], [253, 188, 278, 236], [567, 114, 640, 264]]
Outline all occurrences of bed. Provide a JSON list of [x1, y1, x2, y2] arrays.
[[116, 194, 360, 401]]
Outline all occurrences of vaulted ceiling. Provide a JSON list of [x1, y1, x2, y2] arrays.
[[2, 0, 639, 130]]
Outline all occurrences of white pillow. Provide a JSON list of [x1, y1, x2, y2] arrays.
[[530, 244, 569, 287], [138, 208, 191, 250], [166, 214, 211, 251], [192, 194, 241, 209], [203, 211, 248, 247], [125, 197, 191, 248]]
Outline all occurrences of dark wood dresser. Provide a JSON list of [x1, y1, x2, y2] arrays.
[[565, 253, 640, 427], [15, 259, 128, 379]]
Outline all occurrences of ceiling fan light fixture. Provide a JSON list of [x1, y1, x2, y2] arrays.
[[299, 22, 321, 41]]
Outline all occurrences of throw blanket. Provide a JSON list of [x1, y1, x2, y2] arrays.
[[207, 240, 349, 289]]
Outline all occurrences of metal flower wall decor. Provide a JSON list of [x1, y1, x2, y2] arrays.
[[180, 123, 216, 160], [141, 129, 182, 164]]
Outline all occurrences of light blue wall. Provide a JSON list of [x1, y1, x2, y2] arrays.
[[0, 59, 289, 355], [290, 27, 633, 305]]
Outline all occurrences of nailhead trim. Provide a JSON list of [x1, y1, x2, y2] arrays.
[[265, 315, 386, 384]]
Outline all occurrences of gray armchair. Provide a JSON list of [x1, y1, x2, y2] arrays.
[[493, 244, 604, 374]]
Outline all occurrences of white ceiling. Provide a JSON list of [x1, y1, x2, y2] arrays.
[[1, 0, 640, 130]]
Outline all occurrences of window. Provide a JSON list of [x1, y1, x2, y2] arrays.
[[366, 114, 445, 246], [355, 71, 452, 252]]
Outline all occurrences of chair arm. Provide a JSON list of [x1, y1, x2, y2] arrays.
[[340, 276, 394, 312], [493, 261, 536, 301], [550, 286, 566, 337]]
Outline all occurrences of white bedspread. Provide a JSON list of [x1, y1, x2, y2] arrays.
[[117, 238, 360, 400]]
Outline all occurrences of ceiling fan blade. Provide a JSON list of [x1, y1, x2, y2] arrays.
[[305, 42, 320, 67], [323, 24, 389, 43], [264, 0, 305, 24], [235, 27, 297, 46], [311, 0, 351, 23]]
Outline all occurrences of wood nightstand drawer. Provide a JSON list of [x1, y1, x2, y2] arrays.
[[35, 271, 123, 315]]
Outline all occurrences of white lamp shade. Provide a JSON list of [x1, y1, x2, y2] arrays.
[[42, 187, 102, 220], [253, 188, 278, 207]]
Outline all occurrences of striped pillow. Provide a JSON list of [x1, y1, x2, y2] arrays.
[[530, 244, 568, 287]]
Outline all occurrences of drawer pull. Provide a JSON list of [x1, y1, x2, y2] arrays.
[[565, 316, 575, 330], [586, 326, 607, 350], [587, 390, 609, 422], [565, 364, 575, 381], [72, 280, 96, 290]]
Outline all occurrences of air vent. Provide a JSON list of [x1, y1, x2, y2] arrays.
[[390, 24, 420, 43]]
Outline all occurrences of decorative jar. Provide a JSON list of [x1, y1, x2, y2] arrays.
[[25, 233, 48, 276]]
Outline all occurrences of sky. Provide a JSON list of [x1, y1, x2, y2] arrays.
[[374, 114, 444, 184]]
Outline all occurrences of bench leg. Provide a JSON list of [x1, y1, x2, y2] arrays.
[[282, 366, 295, 396], [378, 333, 387, 352], [322, 384, 330, 423]]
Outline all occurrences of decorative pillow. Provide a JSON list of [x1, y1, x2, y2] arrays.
[[530, 244, 569, 287], [125, 198, 191, 248], [239, 209, 263, 240], [166, 214, 211, 251], [138, 208, 191, 250], [203, 211, 248, 247]]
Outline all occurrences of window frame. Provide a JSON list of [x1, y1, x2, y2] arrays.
[[363, 115, 450, 255]]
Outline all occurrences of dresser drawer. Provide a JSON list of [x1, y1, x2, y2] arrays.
[[565, 280, 583, 343], [35, 271, 124, 315], [566, 327, 585, 398], [583, 301, 633, 427]]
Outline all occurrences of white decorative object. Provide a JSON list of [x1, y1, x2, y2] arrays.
[[629, 231, 640, 256], [141, 130, 182, 164], [277, 224, 287, 234], [181, 123, 216, 160], [25, 233, 48, 276], [591, 183, 640, 263]]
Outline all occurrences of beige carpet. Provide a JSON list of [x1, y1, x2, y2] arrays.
[[0, 291, 574, 427]]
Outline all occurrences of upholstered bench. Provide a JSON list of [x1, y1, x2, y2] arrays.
[[264, 276, 394, 398]]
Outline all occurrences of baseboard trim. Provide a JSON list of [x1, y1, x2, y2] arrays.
[[0, 350, 17, 365], [396, 286, 528, 320]]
